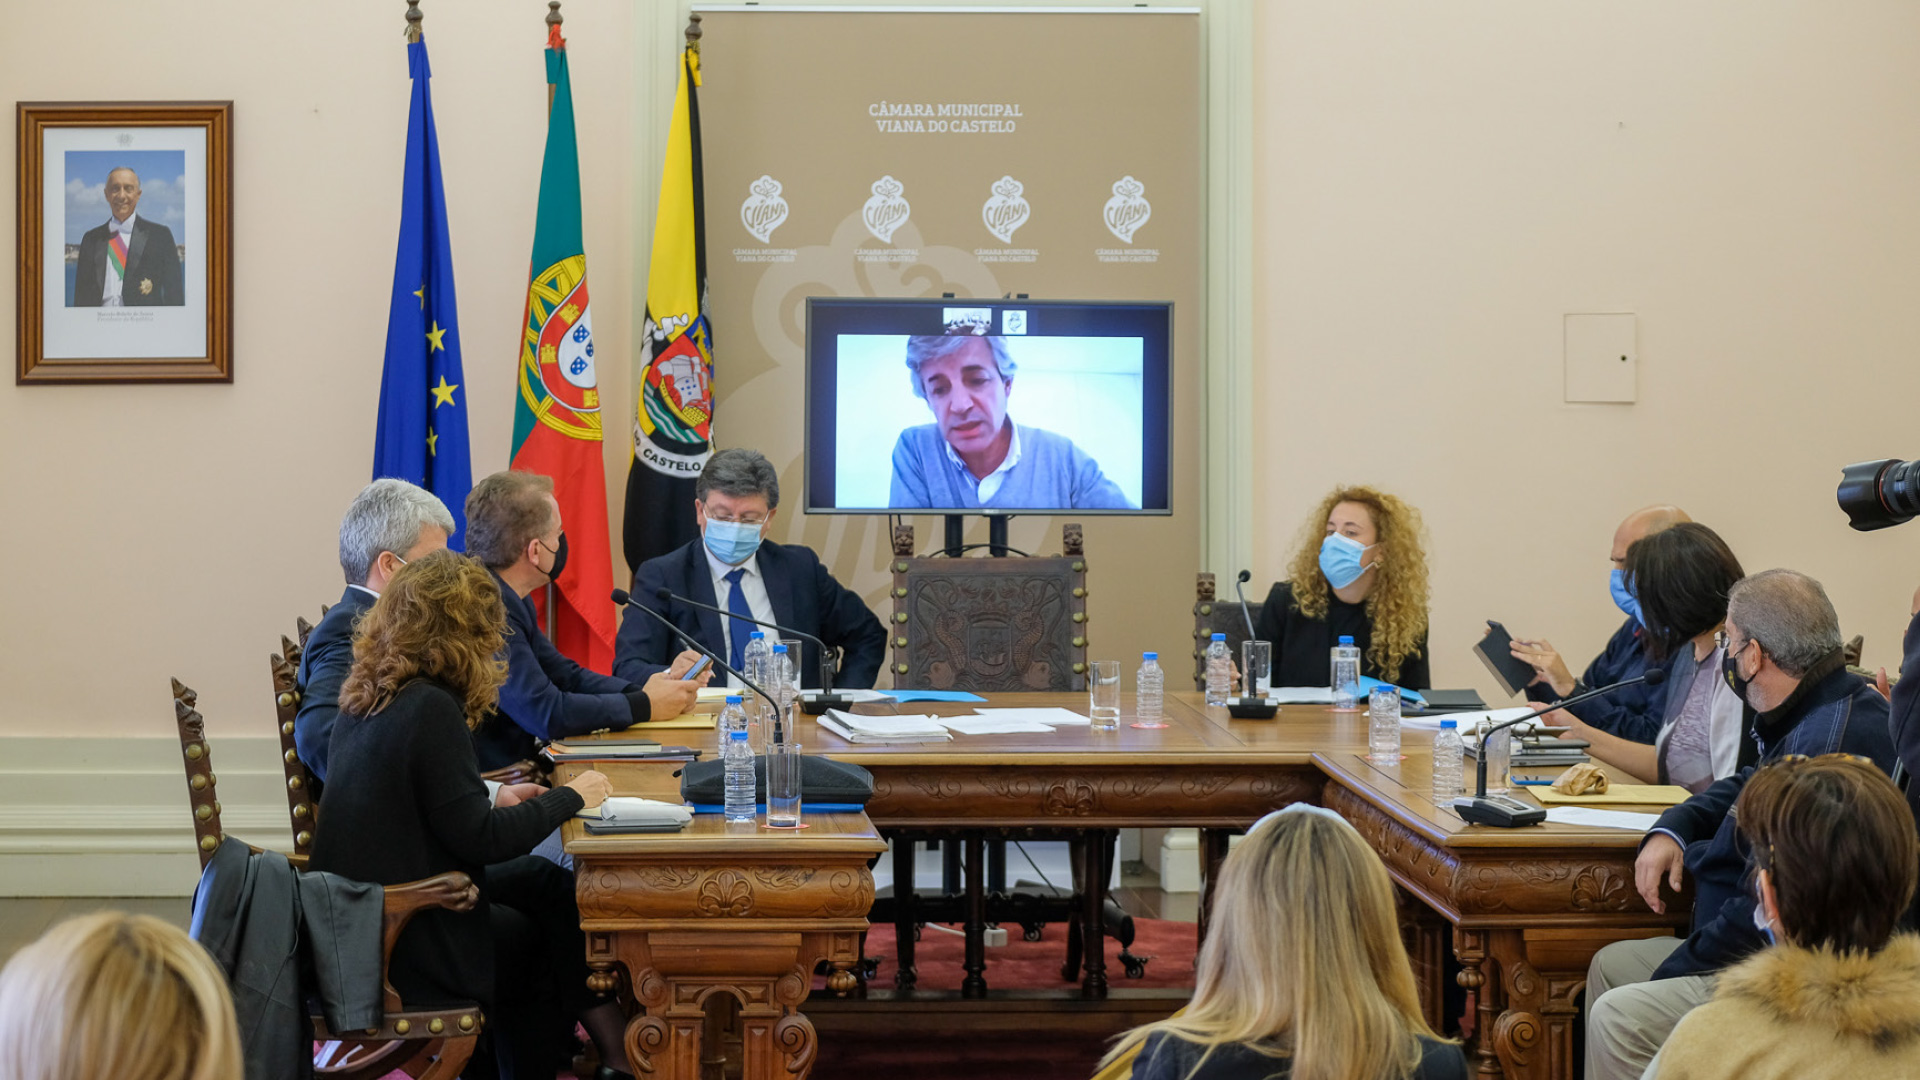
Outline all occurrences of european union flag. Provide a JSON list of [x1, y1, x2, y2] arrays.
[[373, 37, 472, 547]]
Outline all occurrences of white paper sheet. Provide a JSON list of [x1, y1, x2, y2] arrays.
[[831, 688, 897, 703], [935, 717, 1059, 735], [823, 710, 949, 736], [1544, 807, 1662, 832], [967, 707, 1093, 727], [1268, 687, 1335, 704], [1400, 707, 1536, 736]]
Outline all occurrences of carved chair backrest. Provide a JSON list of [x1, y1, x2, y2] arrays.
[[889, 523, 1090, 693], [173, 679, 226, 870], [273, 617, 320, 856], [1192, 573, 1265, 692]]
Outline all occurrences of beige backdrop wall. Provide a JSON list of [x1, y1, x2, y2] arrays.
[[1251, 1, 1920, 699], [686, 9, 1204, 683], [0, 0, 640, 741]]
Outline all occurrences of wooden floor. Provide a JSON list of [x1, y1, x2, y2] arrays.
[[0, 896, 191, 965]]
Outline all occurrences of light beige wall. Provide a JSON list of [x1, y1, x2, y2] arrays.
[[0, 0, 638, 737], [1252, 1, 1920, 697]]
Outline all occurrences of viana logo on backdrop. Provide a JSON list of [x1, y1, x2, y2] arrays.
[[982, 176, 1031, 244], [1103, 176, 1151, 244], [740, 175, 789, 243], [862, 176, 911, 244]]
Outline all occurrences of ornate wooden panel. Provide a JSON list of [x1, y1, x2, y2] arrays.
[[889, 523, 1089, 692], [866, 763, 1322, 827]]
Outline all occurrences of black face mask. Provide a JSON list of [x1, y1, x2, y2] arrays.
[[538, 532, 569, 583], [1723, 642, 1756, 707]]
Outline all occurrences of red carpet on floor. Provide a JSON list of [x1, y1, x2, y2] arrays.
[[850, 916, 1198, 992]]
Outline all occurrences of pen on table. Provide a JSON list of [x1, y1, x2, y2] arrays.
[[1513, 778, 1554, 786]]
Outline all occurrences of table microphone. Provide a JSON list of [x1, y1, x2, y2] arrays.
[[652, 587, 850, 714], [611, 589, 787, 741], [1228, 570, 1277, 717], [1449, 668, 1666, 828]]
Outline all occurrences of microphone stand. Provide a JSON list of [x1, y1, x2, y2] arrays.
[[654, 587, 850, 714], [1228, 569, 1276, 716], [612, 590, 788, 743], [1450, 671, 1662, 828]]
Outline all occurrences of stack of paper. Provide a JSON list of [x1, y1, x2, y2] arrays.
[[577, 797, 694, 828], [968, 707, 1092, 727], [936, 716, 1059, 735], [819, 710, 953, 744], [1544, 807, 1662, 832]]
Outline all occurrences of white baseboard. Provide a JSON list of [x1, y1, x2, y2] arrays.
[[0, 735, 289, 896]]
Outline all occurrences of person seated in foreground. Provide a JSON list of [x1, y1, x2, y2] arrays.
[[0, 910, 242, 1080], [310, 550, 632, 1080], [888, 334, 1133, 510], [466, 470, 704, 771], [614, 447, 888, 690], [1253, 485, 1432, 689], [1548, 522, 1747, 793], [1504, 504, 1688, 738], [1100, 803, 1467, 1080], [1583, 569, 1897, 1080], [295, 478, 454, 785], [1650, 755, 1920, 1080]]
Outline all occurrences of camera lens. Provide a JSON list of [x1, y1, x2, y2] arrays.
[[1838, 458, 1920, 531]]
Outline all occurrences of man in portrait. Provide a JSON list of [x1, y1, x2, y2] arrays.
[[889, 334, 1133, 510], [72, 166, 184, 307]]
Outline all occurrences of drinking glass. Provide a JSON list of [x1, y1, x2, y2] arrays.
[[1088, 661, 1122, 731], [764, 738, 804, 829], [779, 639, 806, 696], [1367, 685, 1403, 763], [1241, 641, 1271, 698], [1483, 728, 1512, 795]]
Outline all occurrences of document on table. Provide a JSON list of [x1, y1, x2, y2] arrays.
[[935, 717, 1059, 735], [1270, 687, 1335, 704], [819, 710, 953, 743], [1544, 807, 1662, 832], [967, 707, 1092, 727], [1401, 707, 1534, 735]]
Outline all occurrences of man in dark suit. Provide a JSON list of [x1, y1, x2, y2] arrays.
[[614, 447, 887, 691], [294, 479, 457, 785], [71, 166, 185, 307], [466, 470, 705, 771]]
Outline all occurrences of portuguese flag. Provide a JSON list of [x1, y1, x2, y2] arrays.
[[509, 20, 616, 672]]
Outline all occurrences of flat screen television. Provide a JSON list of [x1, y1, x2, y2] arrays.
[[803, 297, 1173, 515]]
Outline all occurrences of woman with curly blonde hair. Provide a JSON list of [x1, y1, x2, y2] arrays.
[[310, 549, 631, 1080], [1252, 486, 1431, 688], [0, 911, 241, 1080]]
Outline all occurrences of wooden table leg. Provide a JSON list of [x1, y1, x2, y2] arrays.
[[962, 833, 988, 997], [892, 838, 918, 990], [1197, 827, 1231, 948], [1080, 830, 1109, 999]]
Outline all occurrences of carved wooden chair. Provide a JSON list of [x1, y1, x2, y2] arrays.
[[1192, 572, 1265, 691], [888, 523, 1090, 692], [175, 678, 483, 1079]]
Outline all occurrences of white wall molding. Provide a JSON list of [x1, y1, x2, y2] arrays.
[[1201, 0, 1257, 579], [0, 735, 287, 897]]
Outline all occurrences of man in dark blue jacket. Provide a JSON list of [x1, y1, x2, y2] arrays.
[[1511, 505, 1689, 742], [295, 479, 456, 783], [466, 471, 705, 771], [613, 448, 887, 692], [1584, 569, 1896, 1080]]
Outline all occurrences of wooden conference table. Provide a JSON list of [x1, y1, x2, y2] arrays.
[[559, 692, 1689, 1080]]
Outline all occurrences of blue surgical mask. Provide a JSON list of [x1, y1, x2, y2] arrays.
[[1610, 568, 1644, 626], [704, 518, 764, 566], [1752, 896, 1777, 946], [1318, 533, 1376, 590]]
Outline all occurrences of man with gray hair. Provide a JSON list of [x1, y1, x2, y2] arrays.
[[888, 335, 1132, 510], [614, 447, 887, 689], [1583, 568, 1897, 1080], [293, 479, 457, 783]]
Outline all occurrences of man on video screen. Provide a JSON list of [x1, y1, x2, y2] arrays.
[[888, 335, 1132, 510]]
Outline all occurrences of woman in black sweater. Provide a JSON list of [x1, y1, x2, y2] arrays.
[[1253, 486, 1432, 689], [310, 550, 627, 1080]]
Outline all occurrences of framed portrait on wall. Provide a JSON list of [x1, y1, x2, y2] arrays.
[[15, 101, 232, 384]]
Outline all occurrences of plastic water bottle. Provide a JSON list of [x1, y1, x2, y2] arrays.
[[722, 729, 757, 823], [1331, 635, 1362, 710], [1367, 684, 1403, 762], [717, 695, 748, 757], [769, 645, 796, 732], [742, 632, 772, 741], [1432, 719, 1465, 803], [1136, 652, 1165, 722], [1204, 634, 1232, 706]]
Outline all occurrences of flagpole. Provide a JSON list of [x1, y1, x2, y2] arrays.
[[540, 0, 563, 639], [686, 11, 702, 52], [404, 0, 421, 43]]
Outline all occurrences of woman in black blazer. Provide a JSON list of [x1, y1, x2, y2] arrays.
[[310, 550, 630, 1080], [1100, 804, 1466, 1080]]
